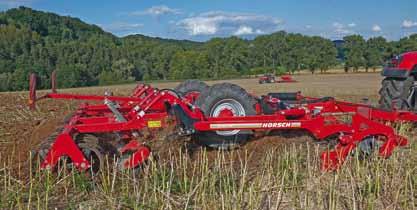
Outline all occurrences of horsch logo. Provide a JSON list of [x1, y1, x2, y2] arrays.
[[261, 122, 301, 128]]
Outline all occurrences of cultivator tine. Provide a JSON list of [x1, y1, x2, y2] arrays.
[[117, 141, 151, 170], [321, 133, 409, 171], [378, 135, 408, 157], [320, 143, 356, 171]]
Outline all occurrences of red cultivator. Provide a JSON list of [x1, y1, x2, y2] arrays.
[[29, 73, 417, 173]]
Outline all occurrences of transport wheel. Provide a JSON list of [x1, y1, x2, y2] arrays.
[[76, 134, 105, 175], [193, 83, 257, 149], [174, 80, 209, 98], [379, 76, 415, 110]]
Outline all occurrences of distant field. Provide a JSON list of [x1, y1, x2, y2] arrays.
[[64, 72, 383, 102], [1, 72, 416, 209]]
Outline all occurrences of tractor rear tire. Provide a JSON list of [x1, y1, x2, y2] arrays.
[[193, 83, 257, 149], [378, 76, 415, 111], [174, 80, 209, 97]]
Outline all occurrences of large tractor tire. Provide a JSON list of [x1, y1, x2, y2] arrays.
[[378, 76, 415, 111], [193, 83, 257, 149], [174, 80, 209, 97]]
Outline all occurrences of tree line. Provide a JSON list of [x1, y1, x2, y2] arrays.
[[0, 7, 417, 91]]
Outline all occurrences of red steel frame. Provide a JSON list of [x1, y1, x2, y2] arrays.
[[29, 72, 417, 171]]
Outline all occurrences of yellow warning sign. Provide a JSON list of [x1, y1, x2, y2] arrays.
[[147, 120, 162, 128]]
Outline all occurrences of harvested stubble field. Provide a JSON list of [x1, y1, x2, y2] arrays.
[[0, 73, 416, 209]]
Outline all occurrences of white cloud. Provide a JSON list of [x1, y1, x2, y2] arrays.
[[332, 22, 343, 28], [332, 22, 354, 35], [402, 20, 417, 28], [233, 25, 264, 35], [305, 25, 312, 29], [130, 5, 181, 16], [101, 22, 143, 35], [181, 17, 218, 35], [372, 24, 382, 32], [255, 29, 265, 34], [234, 26, 253, 35], [177, 11, 283, 36], [348, 23, 356, 27]]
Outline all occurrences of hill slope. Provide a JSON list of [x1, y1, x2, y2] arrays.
[[1, 6, 113, 41]]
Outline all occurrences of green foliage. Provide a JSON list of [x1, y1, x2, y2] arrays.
[[56, 64, 83, 88], [249, 67, 272, 75], [248, 66, 287, 75], [98, 59, 135, 85], [249, 66, 275, 75], [3, 6, 109, 41], [396, 34, 417, 52], [364, 37, 388, 72], [0, 73, 12, 91], [98, 71, 131, 85], [344, 35, 367, 72], [0, 7, 416, 91], [111, 59, 135, 81], [276, 66, 288, 75], [169, 50, 210, 79], [303, 36, 338, 74]]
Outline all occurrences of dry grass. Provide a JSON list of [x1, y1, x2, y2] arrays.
[[1, 72, 417, 209]]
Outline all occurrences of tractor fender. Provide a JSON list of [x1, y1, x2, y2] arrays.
[[382, 51, 417, 78], [381, 67, 411, 78]]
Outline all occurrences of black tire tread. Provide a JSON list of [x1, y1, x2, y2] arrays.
[[378, 77, 414, 110], [174, 80, 209, 96]]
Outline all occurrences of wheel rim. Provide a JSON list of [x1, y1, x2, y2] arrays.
[[210, 99, 246, 136]]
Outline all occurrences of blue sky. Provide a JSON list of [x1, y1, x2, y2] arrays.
[[1, 0, 416, 41]]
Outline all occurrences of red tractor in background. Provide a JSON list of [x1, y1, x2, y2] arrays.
[[258, 73, 297, 84], [379, 51, 417, 111], [258, 73, 276, 83]]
